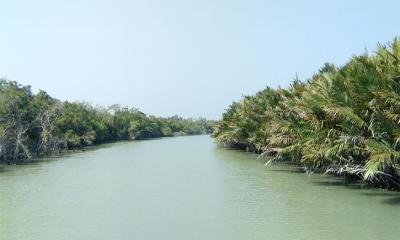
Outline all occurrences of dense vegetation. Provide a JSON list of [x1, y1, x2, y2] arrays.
[[213, 38, 400, 189], [0, 80, 215, 164]]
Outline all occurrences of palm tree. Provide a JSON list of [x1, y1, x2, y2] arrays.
[[213, 37, 400, 189]]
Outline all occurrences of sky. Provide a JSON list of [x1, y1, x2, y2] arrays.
[[1, 0, 400, 119]]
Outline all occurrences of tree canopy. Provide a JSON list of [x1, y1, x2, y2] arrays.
[[213, 38, 400, 189], [0, 80, 215, 164]]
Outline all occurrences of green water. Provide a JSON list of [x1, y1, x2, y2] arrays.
[[1, 135, 400, 240]]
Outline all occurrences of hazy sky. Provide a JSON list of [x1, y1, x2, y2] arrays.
[[1, 0, 400, 119]]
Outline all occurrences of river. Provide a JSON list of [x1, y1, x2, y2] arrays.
[[1, 135, 400, 239]]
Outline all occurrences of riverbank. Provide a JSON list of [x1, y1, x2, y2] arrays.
[[0, 133, 211, 166], [0, 79, 215, 164], [212, 38, 400, 190]]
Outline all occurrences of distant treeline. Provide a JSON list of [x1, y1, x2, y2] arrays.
[[0, 80, 215, 164], [213, 38, 400, 189]]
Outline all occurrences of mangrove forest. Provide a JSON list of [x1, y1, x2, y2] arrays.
[[212, 38, 400, 189], [0, 79, 215, 164]]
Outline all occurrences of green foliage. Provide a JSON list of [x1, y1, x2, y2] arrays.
[[213, 37, 400, 189], [0, 80, 215, 164]]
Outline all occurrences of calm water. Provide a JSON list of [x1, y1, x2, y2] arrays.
[[1, 135, 400, 240]]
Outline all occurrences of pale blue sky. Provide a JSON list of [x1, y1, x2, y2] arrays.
[[1, 0, 400, 119]]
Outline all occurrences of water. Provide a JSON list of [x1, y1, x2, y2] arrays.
[[1, 135, 400, 240]]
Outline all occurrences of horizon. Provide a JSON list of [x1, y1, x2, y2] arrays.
[[1, 0, 400, 119]]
